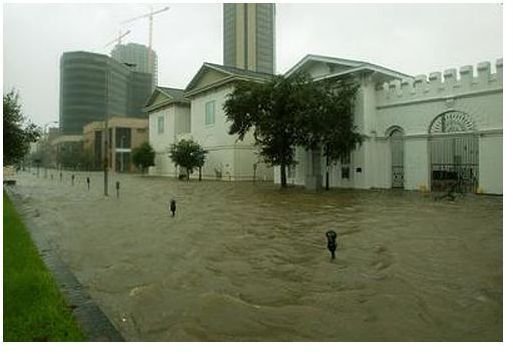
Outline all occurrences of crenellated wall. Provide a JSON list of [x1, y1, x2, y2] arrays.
[[376, 59, 502, 107], [372, 59, 502, 194]]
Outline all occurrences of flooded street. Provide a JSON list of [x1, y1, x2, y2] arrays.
[[8, 170, 502, 341]]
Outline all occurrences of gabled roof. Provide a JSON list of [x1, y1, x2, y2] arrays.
[[184, 62, 274, 98], [286, 54, 413, 82], [157, 87, 186, 100], [143, 86, 189, 112]]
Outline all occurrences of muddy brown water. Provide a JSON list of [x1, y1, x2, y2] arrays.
[[8, 170, 502, 341]]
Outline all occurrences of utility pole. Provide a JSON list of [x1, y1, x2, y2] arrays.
[[104, 69, 110, 196]]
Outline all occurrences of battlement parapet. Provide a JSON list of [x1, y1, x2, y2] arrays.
[[376, 59, 502, 107]]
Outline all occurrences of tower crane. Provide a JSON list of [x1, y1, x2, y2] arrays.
[[121, 6, 170, 76], [104, 30, 131, 48]]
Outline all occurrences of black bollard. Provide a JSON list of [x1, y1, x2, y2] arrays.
[[86, 177, 90, 191], [169, 199, 176, 217], [116, 181, 120, 198], [60, 172, 63, 182], [71, 174, 75, 186], [325, 230, 338, 261]]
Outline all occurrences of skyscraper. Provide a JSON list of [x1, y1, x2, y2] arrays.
[[223, 3, 276, 74], [111, 42, 158, 86], [60, 51, 152, 134]]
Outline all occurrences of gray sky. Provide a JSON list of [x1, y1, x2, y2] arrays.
[[2, 2, 503, 128]]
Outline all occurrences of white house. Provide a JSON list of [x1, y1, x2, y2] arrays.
[[279, 54, 503, 195], [183, 62, 275, 181], [144, 86, 191, 177]]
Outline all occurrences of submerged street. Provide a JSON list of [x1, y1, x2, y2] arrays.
[[8, 170, 502, 341]]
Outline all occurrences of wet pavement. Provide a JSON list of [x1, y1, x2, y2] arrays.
[[8, 169, 502, 341]]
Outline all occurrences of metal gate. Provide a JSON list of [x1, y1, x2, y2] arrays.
[[390, 128, 404, 188], [429, 111, 478, 192]]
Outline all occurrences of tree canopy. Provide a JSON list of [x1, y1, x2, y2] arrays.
[[224, 74, 309, 187], [224, 72, 363, 189], [168, 139, 208, 180], [3, 89, 40, 166], [296, 77, 364, 189], [132, 141, 156, 173]]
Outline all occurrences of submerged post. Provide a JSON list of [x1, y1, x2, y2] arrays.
[[116, 181, 120, 198]]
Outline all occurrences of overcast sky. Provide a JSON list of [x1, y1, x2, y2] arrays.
[[2, 2, 503, 128]]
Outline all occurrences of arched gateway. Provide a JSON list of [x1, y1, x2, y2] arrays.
[[429, 111, 479, 192]]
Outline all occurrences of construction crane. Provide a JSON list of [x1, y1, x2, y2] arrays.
[[121, 6, 170, 76], [104, 30, 131, 48]]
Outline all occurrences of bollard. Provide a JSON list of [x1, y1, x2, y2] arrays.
[[325, 230, 338, 261], [60, 172, 63, 182], [169, 199, 176, 217], [116, 181, 120, 198], [71, 174, 75, 186], [86, 177, 90, 191]]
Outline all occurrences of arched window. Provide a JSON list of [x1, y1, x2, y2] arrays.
[[385, 125, 405, 137], [429, 111, 474, 134]]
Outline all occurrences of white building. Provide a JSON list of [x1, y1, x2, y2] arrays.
[[147, 56, 502, 195], [183, 62, 274, 181], [280, 55, 503, 195], [144, 87, 190, 177]]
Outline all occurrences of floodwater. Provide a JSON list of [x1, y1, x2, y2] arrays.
[[8, 170, 502, 341]]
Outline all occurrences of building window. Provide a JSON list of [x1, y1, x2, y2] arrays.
[[116, 128, 131, 149], [205, 101, 215, 126], [157, 116, 164, 134]]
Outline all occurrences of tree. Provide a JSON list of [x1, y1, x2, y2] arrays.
[[55, 142, 91, 170], [132, 141, 156, 174], [224, 73, 363, 190], [296, 77, 364, 190], [168, 139, 208, 181], [224, 74, 310, 188], [3, 89, 40, 166]]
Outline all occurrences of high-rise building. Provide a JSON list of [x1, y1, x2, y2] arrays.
[[111, 42, 158, 86], [223, 3, 276, 74], [60, 51, 152, 134]]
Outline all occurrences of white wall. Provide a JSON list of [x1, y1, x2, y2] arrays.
[[149, 106, 174, 176], [376, 74, 502, 193], [148, 103, 191, 177], [189, 85, 272, 181]]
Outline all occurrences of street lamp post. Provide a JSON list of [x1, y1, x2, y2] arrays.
[[42, 121, 58, 178], [104, 69, 110, 197]]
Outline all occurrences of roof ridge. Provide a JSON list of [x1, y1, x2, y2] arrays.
[[204, 62, 275, 76], [157, 85, 185, 91]]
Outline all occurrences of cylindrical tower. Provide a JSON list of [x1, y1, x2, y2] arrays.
[[60, 52, 111, 134], [60, 51, 152, 135]]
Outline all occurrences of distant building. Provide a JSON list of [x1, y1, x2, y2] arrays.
[[50, 134, 84, 169], [59, 51, 152, 135], [82, 117, 149, 172], [111, 42, 158, 86], [143, 87, 190, 177], [223, 3, 276, 74]]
